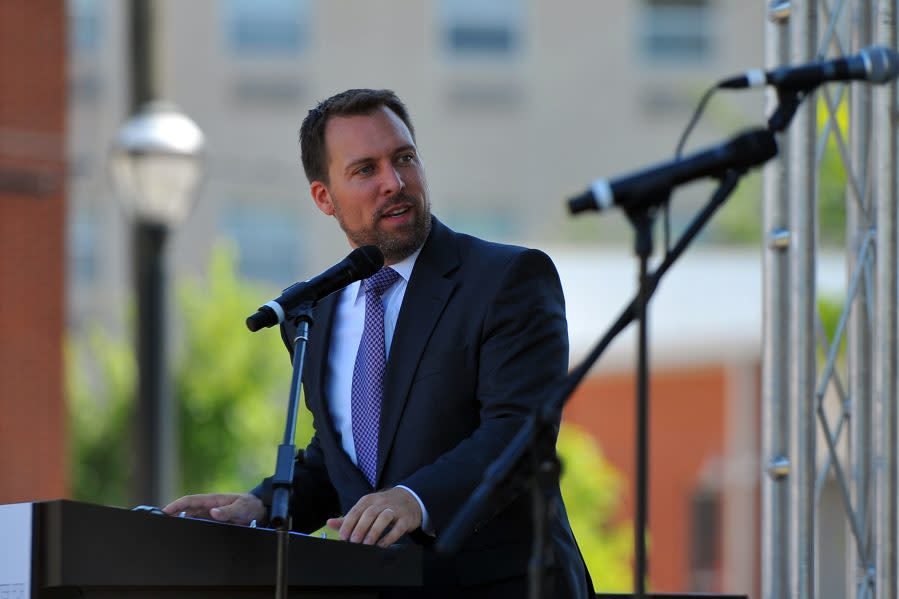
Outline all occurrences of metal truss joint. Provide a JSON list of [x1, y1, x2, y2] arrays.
[[767, 228, 792, 250], [766, 455, 790, 480], [767, 0, 792, 23]]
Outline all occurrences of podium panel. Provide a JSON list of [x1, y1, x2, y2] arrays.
[[597, 595, 749, 598], [1, 500, 420, 599]]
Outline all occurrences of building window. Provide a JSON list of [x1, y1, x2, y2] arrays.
[[689, 487, 720, 592], [438, 0, 524, 59], [641, 0, 712, 63], [220, 206, 301, 284], [445, 79, 524, 111], [67, 0, 101, 53], [223, 0, 309, 57], [230, 78, 305, 107], [69, 207, 98, 284]]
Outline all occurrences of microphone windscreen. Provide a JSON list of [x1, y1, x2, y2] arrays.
[[865, 46, 899, 83], [352, 245, 385, 275]]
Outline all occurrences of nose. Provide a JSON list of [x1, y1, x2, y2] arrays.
[[380, 166, 405, 196]]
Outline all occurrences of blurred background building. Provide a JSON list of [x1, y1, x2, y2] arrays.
[[0, 0, 68, 509], [66, 0, 768, 328], [7, 1, 855, 597]]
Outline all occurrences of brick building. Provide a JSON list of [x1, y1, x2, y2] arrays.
[[0, 0, 68, 503]]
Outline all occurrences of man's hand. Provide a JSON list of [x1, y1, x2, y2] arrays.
[[327, 487, 422, 548], [162, 493, 265, 525]]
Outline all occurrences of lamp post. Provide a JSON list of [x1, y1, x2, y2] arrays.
[[110, 102, 204, 506]]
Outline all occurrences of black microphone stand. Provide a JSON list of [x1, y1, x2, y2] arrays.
[[528, 415, 562, 599], [626, 203, 659, 599], [269, 301, 315, 599], [436, 167, 753, 599], [768, 87, 805, 133]]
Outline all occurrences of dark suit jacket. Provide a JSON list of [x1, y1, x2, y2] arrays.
[[253, 217, 592, 597]]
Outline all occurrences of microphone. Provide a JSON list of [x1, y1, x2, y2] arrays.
[[246, 245, 384, 332], [568, 128, 778, 214], [718, 45, 899, 90]]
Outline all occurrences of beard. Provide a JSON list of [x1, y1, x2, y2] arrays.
[[334, 192, 432, 264]]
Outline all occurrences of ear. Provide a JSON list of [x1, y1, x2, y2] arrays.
[[310, 181, 336, 216]]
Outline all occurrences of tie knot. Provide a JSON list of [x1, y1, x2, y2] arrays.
[[364, 267, 401, 297]]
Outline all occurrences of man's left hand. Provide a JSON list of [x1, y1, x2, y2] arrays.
[[327, 487, 422, 548]]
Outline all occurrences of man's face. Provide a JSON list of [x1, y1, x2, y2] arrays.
[[310, 106, 431, 265]]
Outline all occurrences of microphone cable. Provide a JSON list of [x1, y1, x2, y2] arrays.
[[660, 83, 720, 254]]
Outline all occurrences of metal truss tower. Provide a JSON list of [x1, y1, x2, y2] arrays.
[[762, 1, 898, 598]]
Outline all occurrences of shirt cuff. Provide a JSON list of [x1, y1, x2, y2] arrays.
[[395, 485, 435, 536]]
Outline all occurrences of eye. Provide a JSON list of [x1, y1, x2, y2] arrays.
[[355, 164, 375, 176], [397, 152, 416, 165]]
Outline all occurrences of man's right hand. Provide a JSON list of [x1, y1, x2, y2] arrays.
[[162, 493, 266, 525]]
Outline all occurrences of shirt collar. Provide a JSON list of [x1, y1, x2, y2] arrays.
[[387, 245, 421, 283], [349, 245, 422, 302]]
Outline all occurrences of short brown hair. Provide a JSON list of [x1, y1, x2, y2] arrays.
[[299, 89, 415, 184]]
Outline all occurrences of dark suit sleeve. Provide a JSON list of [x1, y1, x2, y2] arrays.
[[398, 249, 568, 534]]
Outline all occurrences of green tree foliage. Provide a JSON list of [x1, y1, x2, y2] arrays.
[[817, 294, 847, 361], [67, 244, 307, 504], [67, 246, 631, 588], [815, 95, 850, 246], [711, 94, 849, 246], [558, 423, 633, 592], [67, 330, 133, 506], [174, 247, 311, 494]]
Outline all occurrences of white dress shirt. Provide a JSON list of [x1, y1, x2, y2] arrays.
[[325, 247, 432, 532]]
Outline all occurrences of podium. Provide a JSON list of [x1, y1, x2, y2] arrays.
[[0, 500, 420, 599]]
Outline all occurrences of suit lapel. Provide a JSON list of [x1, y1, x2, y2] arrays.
[[376, 219, 459, 485], [302, 293, 339, 437]]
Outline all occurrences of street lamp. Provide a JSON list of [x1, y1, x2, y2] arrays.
[[110, 101, 204, 506]]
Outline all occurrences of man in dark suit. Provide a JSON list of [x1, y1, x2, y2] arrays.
[[164, 89, 593, 598]]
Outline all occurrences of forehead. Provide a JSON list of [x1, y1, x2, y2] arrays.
[[323, 106, 415, 166]]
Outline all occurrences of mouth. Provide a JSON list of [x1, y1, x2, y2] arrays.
[[379, 203, 413, 220]]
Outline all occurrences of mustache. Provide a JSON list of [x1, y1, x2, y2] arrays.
[[375, 193, 418, 218]]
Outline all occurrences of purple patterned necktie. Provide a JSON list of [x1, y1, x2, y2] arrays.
[[351, 266, 401, 486]]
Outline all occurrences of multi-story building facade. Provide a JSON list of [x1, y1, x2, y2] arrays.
[[67, 0, 767, 327], [0, 0, 68, 504]]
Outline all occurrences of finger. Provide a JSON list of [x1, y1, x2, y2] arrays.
[[162, 501, 183, 515], [326, 517, 344, 530], [162, 494, 219, 516], [363, 508, 396, 545], [209, 496, 241, 521], [164, 494, 244, 521], [161, 495, 196, 514], [209, 505, 234, 522], [211, 495, 264, 524], [338, 503, 366, 541], [348, 504, 382, 544], [378, 516, 412, 548], [378, 510, 419, 547]]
